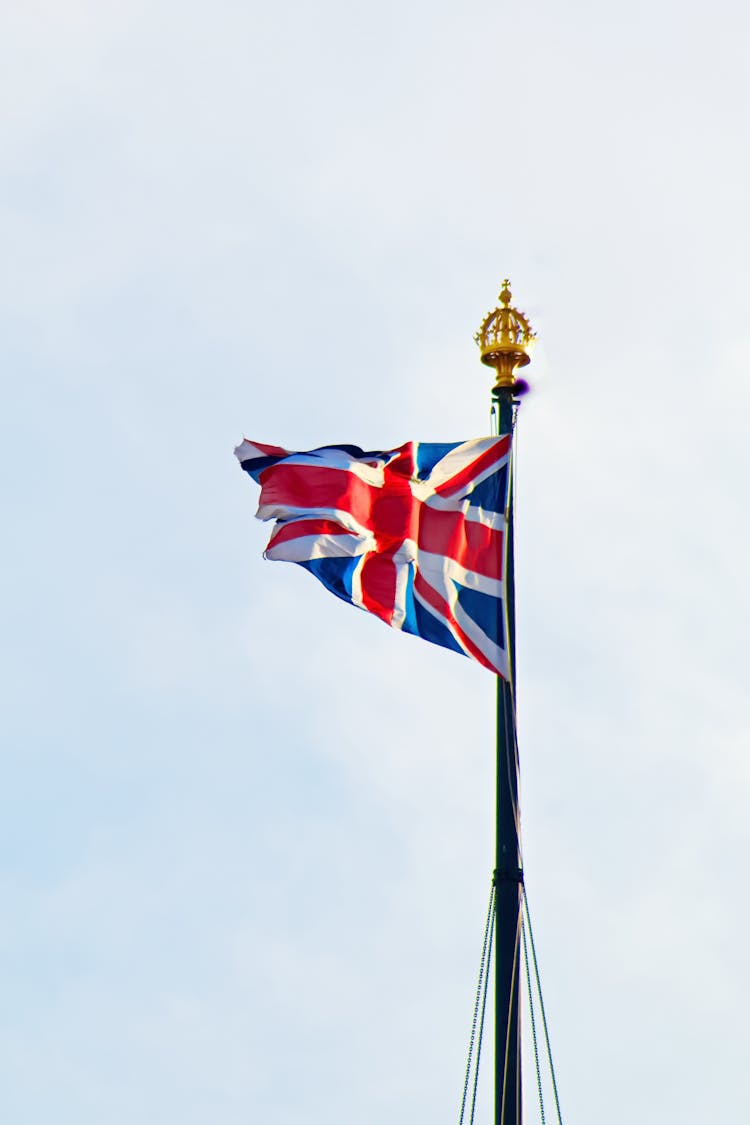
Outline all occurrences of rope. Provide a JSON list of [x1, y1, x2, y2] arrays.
[[459, 884, 495, 1125], [522, 914, 546, 1125], [523, 890, 564, 1125], [469, 896, 495, 1125], [457, 884, 563, 1125]]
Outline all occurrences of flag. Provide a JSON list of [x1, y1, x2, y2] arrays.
[[235, 437, 512, 676]]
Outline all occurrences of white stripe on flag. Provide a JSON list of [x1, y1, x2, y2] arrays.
[[265, 530, 372, 563], [416, 550, 504, 599], [453, 599, 508, 679]]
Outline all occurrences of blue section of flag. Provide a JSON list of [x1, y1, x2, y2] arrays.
[[400, 564, 419, 635], [299, 556, 358, 604], [455, 584, 504, 647], [415, 442, 459, 478], [411, 597, 465, 655], [458, 464, 507, 514]]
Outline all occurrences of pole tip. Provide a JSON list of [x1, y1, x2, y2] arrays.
[[474, 280, 536, 390]]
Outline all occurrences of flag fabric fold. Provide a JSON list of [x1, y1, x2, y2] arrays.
[[235, 437, 512, 676]]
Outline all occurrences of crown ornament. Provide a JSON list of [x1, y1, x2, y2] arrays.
[[474, 279, 535, 389]]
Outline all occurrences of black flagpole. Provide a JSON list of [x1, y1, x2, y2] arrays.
[[494, 384, 522, 1125], [475, 280, 534, 1125]]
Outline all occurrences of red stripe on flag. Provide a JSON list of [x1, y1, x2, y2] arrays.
[[413, 571, 497, 673], [268, 518, 357, 549], [359, 549, 398, 625], [371, 468, 417, 541], [383, 442, 417, 479], [246, 440, 289, 457], [432, 436, 511, 498], [259, 465, 380, 528], [417, 509, 503, 579]]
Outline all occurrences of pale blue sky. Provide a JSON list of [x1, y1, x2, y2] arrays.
[[2, 2, 748, 1123]]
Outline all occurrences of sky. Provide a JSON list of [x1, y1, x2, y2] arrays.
[[2, 1, 749, 1122]]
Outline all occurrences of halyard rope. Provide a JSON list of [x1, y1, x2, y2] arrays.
[[522, 912, 546, 1124], [458, 884, 564, 1125], [469, 898, 495, 1125], [523, 889, 564, 1125], [459, 884, 495, 1125]]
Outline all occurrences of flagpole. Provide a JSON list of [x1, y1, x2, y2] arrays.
[[475, 282, 535, 1125], [494, 388, 522, 1125]]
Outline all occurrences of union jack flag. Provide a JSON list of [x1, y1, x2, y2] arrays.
[[235, 436, 512, 676]]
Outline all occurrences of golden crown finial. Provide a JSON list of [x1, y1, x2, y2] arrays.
[[474, 279, 535, 389]]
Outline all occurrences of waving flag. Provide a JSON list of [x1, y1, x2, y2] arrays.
[[235, 437, 512, 676]]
